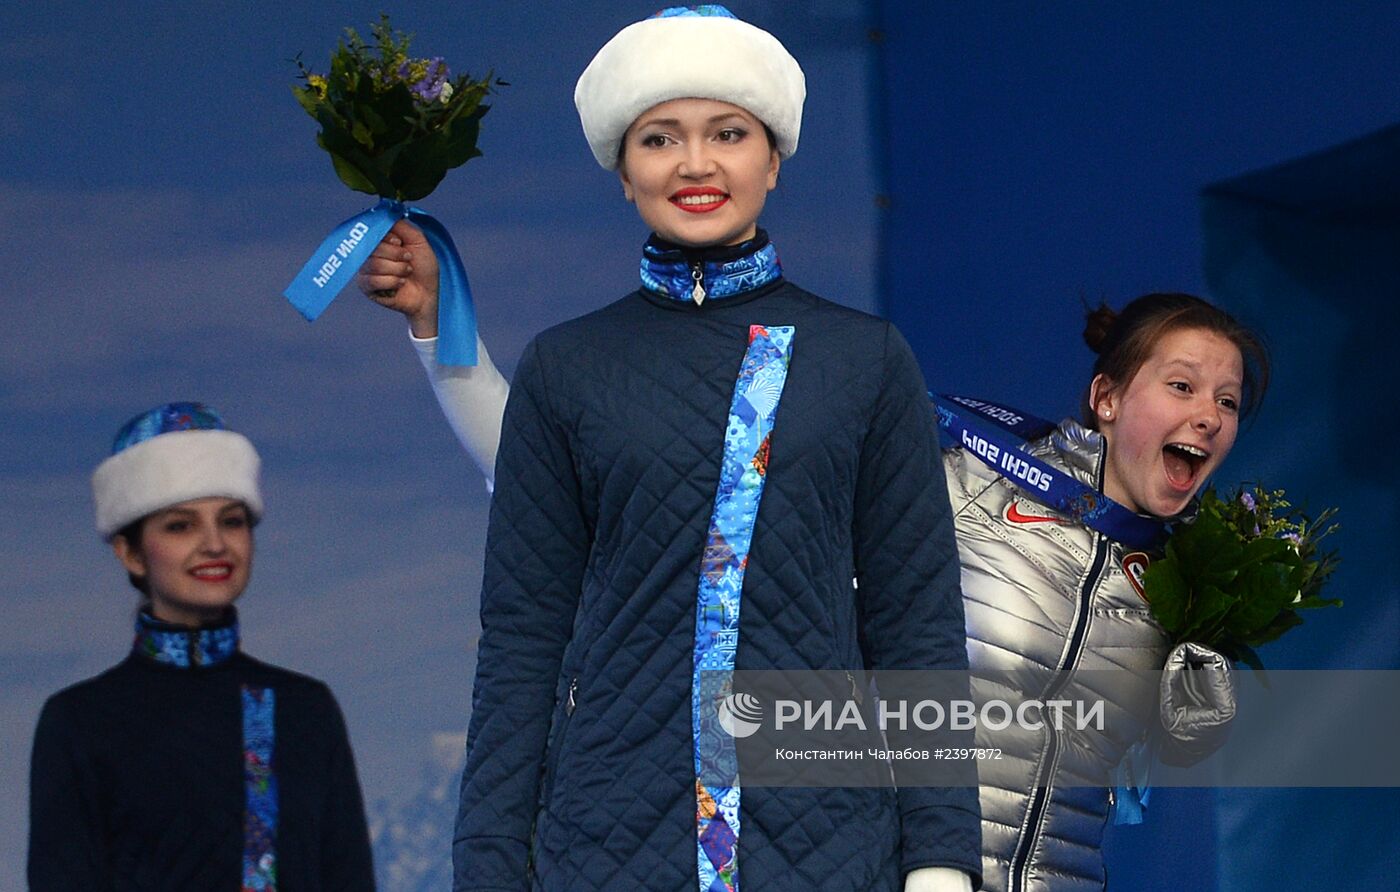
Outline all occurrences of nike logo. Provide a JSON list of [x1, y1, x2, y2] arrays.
[[1005, 501, 1064, 525]]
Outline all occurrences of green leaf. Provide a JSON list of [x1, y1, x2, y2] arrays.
[[396, 137, 457, 200], [1246, 609, 1304, 647], [1233, 644, 1268, 679], [313, 104, 353, 143], [327, 151, 379, 195], [377, 82, 418, 142], [442, 82, 490, 125], [1219, 561, 1296, 638], [1294, 596, 1343, 610], [388, 107, 488, 200], [316, 129, 393, 196], [1179, 515, 1246, 588], [441, 113, 485, 167], [1177, 584, 1236, 644], [1142, 557, 1190, 634], [291, 85, 322, 119], [351, 119, 374, 148], [1237, 535, 1294, 570], [398, 170, 449, 202], [360, 104, 388, 136]]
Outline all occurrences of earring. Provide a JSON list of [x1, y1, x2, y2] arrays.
[[1101, 408, 1112, 419]]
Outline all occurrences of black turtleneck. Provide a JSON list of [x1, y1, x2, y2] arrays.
[[28, 612, 375, 891]]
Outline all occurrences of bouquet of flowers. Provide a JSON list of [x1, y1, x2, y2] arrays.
[[292, 15, 496, 201], [1142, 485, 1341, 670], [283, 15, 500, 366]]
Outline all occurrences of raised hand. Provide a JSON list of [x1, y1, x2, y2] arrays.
[[356, 219, 441, 338]]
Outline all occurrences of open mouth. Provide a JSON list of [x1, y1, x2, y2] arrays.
[[670, 188, 728, 213], [190, 563, 233, 582], [1162, 442, 1209, 491]]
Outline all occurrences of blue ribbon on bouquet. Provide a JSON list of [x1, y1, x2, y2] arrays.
[[283, 199, 478, 366], [931, 394, 1168, 551], [1109, 737, 1156, 825]]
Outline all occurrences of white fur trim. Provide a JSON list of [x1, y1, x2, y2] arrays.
[[92, 429, 263, 538], [575, 14, 806, 170]]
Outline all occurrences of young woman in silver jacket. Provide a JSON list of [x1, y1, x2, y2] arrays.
[[943, 293, 1268, 891]]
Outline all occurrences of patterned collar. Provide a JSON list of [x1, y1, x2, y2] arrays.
[[133, 609, 240, 668], [640, 230, 782, 305]]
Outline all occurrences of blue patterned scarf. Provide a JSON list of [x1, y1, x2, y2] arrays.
[[641, 230, 783, 304]]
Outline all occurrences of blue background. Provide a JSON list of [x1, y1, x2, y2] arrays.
[[2, 1, 1396, 888], [876, 2, 1400, 888]]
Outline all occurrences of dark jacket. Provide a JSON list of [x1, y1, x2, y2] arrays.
[[28, 618, 374, 892], [455, 278, 981, 891]]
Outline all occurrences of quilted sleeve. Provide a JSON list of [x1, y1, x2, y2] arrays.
[[454, 337, 590, 891], [853, 323, 983, 886], [940, 448, 973, 514]]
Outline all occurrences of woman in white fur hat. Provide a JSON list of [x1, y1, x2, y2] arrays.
[[359, 7, 980, 891], [28, 402, 375, 891]]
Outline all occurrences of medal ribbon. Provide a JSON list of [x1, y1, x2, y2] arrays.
[[932, 394, 1168, 551]]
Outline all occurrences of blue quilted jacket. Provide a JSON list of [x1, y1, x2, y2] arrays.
[[455, 273, 981, 890]]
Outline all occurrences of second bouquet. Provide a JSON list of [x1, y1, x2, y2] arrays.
[[283, 15, 500, 365]]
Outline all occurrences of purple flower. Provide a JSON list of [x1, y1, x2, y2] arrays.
[[409, 57, 450, 102], [1239, 491, 1256, 510], [1282, 532, 1302, 545]]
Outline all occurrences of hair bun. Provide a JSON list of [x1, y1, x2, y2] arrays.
[[1083, 302, 1118, 354]]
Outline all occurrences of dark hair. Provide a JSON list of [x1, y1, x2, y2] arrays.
[[113, 503, 258, 598], [1081, 292, 1270, 428], [114, 518, 150, 595]]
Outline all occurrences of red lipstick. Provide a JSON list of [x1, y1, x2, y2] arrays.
[[189, 561, 234, 582], [670, 186, 728, 214]]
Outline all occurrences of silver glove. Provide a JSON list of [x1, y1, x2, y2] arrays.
[[1158, 641, 1236, 766]]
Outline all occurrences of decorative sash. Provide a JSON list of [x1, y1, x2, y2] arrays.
[[283, 199, 478, 366], [241, 685, 278, 891], [931, 394, 1168, 551], [693, 324, 794, 892]]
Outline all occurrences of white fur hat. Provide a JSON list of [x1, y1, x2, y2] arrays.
[[92, 402, 263, 539], [574, 6, 806, 170]]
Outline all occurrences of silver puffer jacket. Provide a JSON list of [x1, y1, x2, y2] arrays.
[[944, 419, 1194, 892]]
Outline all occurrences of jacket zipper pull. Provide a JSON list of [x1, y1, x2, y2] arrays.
[[690, 261, 707, 305], [565, 677, 578, 716]]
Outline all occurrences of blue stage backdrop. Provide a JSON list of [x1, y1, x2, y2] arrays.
[[874, 2, 1400, 889], [1200, 125, 1400, 889], [5, 2, 1399, 889], [0, 1, 884, 887]]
